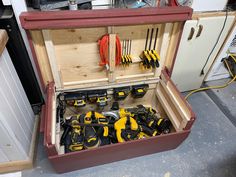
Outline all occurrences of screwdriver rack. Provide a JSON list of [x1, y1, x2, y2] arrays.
[[107, 24, 170, 83]]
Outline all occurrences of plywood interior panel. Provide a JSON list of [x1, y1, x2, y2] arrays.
[[30, 30, 53, 86], [164, 22, 183, 71], [156, 23, 173, 77], [114, 24, 162, 79], [49, 28, 109, 87], [29, 22, 182, 90], [114, 24, 160, 59]]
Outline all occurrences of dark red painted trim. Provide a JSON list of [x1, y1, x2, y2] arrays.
[[184, 117, 195, 130], [26, 31, 46, 91], [28, 31, 58, 154], [161, 69, 196, 130], [44, 82, 58, 156], [48, 130, 190, 173], [20, 7, 192, 29]]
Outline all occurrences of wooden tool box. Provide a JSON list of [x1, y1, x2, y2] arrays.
[[20, 7, 196, 173]]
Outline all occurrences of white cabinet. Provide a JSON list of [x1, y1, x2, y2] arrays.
[[171, 14, 235, 92], [205, 25, 236, 81], [92, 0, 111, 9], [0, 48, 35, 162], [2, 0, 11, 5], [191, 0, 227, 12]]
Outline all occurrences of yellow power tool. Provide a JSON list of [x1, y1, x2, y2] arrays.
[[114, 116, 138, 143]]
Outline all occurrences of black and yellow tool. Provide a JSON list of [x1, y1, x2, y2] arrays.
[[97, 96, 108, 107], [60, 117, 73, 153], [79, 112, 92, 124], [137, 132, 150, 139], [121, 39, 132, 66], [127, 39, 132, 64], [80, 112, 100, 149], [114, 115, 139, 143], [134, 105, 171, 134], [121, 40, 126, 66], [60, 116, 84, 153], [155, 118, 171, 134], [60, 102, 172, 153], [94, 112, 110, 146], [139, 124, 157, 137], [131, 84, 149, 98], [149, 28, 160, 68], [124, 105, 158, 139], [87, 90, 108, 107], [110, 101, 120, 111], [151, 28, 160, 68], [56, 93, 66, 123], [142, 107, 157, 128], [83, 126, 100, 149], [140, 28, 152, 70], [113, 86, 130, 101], [147, 28, 156, 68], [64, 92, 86, 107], [90, 111, 109, 137], [69, 127, 84, 151], [83, 111, 110, 146], [126, 104, 171, 135], [119, 108, 133, 118], [144, 116, 172, 134], [137, 124, 158, 139], [140, 28, 160, 70]]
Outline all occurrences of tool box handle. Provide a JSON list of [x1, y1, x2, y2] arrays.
[[43, 82, 58, 156]]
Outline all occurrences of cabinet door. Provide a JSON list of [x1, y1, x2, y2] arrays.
[[171, 15, 235, 92], [191, 0, 227, 12]]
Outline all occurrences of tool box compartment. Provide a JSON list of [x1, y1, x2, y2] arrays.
[[20, 7, 195, 173]]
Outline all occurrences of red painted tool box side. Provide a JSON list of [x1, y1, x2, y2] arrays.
[[41, 74, 195, 173], [49, 130, 191, 173]]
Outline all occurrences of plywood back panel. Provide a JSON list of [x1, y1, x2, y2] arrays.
[[46, 27, 109, 88], [30, 22, 183, 90], [114, 24, 161, 80]]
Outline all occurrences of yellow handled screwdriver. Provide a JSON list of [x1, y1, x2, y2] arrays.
[[151, 28, 160, 68], [147, 28, 157, 68]]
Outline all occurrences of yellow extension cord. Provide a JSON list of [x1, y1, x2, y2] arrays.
[[185, 54, 236, 100]]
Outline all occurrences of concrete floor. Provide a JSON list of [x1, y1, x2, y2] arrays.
[[205, 78, 236, 127], [22, 82, 236, 177]]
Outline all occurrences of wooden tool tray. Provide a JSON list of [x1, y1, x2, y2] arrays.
[[20, 7, 195, 173]]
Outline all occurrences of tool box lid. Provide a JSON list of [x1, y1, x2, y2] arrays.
[[20, 7, 192, 91]]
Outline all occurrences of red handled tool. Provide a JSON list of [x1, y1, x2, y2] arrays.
[[98, 34, 122, 67]]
